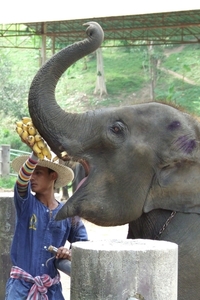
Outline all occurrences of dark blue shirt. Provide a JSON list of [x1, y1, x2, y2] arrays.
[[5, 183, 88, 299]]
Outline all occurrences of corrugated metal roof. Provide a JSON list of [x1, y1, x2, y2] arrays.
[[0, 10, 200, 49]]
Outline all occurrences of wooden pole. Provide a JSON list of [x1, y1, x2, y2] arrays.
[[71, 239, 178, 300]]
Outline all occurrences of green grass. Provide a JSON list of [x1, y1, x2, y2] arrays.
[[54, 44, 200, 115], [155, 68, 200, 115], [0, 176, 16, 190], [55, 47, 149, 111], [1, 42, 200, 189]]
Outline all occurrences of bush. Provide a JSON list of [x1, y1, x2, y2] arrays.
[[0, 176, 16, 190]]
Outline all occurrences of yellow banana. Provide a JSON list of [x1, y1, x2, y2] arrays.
[[33, 143, 42, 155], [35, 134, 42, 142], [46, 152, 52, 161], [22, 117, 32, 124], [16, 121, 23, 128], [27, 135, 35, 146], [42, 146, 52, 160], [53, 156, 59, 162], [37, 140, 46, 149], [26, 121, 33, 128], [22, 124, 28, 131], [16, 126, 23, 136], [21, 130, 29, 141], [37, 153, 45, 160], [28, 126, 37, 136], [15, 118, 49, 159]]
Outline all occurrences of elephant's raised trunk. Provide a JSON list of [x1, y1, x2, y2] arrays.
[[28, 22, 104, 157]]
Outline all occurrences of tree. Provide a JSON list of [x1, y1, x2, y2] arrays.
[[94, 48, 107, 96]]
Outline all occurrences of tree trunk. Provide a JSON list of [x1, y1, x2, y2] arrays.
[[148, 42, 158, 101], [94, 48, 107, 96]]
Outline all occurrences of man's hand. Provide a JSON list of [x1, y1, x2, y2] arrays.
[[56, 246, 71, 261]]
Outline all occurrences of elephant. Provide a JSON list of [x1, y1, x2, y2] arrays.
[[27, 21, 200, 299], [59, 161, 86, 200]]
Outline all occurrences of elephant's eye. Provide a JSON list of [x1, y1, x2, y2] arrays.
[[110, 121, 125, 135]]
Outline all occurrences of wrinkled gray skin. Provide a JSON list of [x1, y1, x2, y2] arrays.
[[28, 22, 200, 299]]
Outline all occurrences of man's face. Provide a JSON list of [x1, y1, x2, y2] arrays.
[[30, 166, 58, 193]]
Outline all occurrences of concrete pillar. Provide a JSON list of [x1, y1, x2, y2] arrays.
[[0, 144, 10, 177], [71, 239, 178, 300], [0, 194, 15, 299]]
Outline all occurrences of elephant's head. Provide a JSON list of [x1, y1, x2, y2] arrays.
[[28, 22, 200, 226]]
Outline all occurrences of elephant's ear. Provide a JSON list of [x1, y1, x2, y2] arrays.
[[144, 160, 200, 214]]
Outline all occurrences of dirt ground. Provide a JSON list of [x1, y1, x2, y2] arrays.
[[60, 220, 128, 299]]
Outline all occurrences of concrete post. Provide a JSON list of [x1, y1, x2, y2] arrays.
[[71, 239, 178, 300], [0, 194, 15, 298], [0, 144, 10, 177]]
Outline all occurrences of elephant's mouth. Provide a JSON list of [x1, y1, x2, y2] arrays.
[[60, 151, 90, 176], [65, 154, 90, 192], [74, 159, 90, 191], [55, 155, 91, 220], [75, 176, 88, 191], [79, 158, 90, 176]]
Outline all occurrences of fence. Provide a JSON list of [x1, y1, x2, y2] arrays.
[[0, 144, 30, 177]]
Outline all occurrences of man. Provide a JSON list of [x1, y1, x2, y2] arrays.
[[5, 151, 88, 300]]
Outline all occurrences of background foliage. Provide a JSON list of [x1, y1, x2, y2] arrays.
[[1, 42, 200, 152]]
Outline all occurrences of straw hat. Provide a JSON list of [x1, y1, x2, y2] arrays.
[[12, 154, 74, 189]]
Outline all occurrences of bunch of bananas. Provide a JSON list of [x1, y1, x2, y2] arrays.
[[15, 117, 52, 160]]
